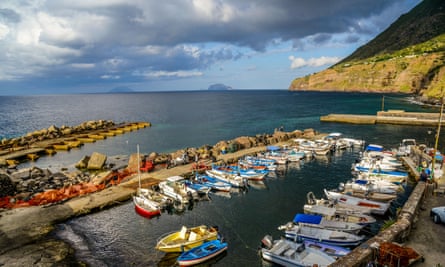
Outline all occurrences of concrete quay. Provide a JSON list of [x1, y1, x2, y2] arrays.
[[321, 110, 444, 126]]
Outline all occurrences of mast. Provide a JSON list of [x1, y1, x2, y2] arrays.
[[432, 97, 444, 181], [137, 144, 141, 189]]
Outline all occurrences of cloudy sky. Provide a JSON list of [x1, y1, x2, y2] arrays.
[[0, 0, 420, 95]]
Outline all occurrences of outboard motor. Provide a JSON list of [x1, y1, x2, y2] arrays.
[[260, 235, 273, 249]]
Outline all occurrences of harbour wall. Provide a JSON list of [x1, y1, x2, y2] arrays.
[[321, 110, 443, 126]]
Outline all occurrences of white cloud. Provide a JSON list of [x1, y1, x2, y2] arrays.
[[71, 63, 95, 69], [289, 55, 340, 69], [101, 74, 120, 79]]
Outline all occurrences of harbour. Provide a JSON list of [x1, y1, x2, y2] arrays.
[[1, 91, 445, 266]]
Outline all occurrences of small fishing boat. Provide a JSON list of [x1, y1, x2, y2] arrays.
[[156, 225, 219, 253], [260, 235, 336, 266], [177, 239, 228, 266], [184, 180, 211, 196], [158, 176, 199, 203], [303, 239, 351, 259], [341, 179, 402, 194], [195, 174, 232, 192], [133, 145, 162, 218], [205, 169, 248, 188], [339, 189, 397, 203], [292, 213, 364, 233], [307, 191, 374, 215], [278, 222, 365, 247], [303, 204, 377, 225], [133, 195, 161, 218], [324, 189, 391, 216]]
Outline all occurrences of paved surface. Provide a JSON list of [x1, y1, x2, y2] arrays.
[[405, 180, 445, 267]]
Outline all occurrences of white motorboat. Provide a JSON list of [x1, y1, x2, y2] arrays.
[[324, 189, 391, 216], [278, 222, 365, 247], [205, 169, 248, 188], [291, 213, 364, 233], [303, 204, 377, 225], [158, 176, 199, 203], [260, 235, 336, 267]]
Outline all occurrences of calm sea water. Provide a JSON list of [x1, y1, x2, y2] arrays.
[[1, 90, 442, 266]]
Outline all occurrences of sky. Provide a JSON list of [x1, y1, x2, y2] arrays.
[[0, 0, 421, 95]]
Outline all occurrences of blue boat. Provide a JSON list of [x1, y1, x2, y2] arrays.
[[195, 174, 232, 192], [177, 239, 228, 266]]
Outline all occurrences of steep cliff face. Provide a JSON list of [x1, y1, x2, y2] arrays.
[[289, 0, 445, 99], [289, 46, 445, 97]]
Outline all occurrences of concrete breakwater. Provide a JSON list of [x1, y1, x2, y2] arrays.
[[0, 120, 151, 167], [320, 110, 444, 126]]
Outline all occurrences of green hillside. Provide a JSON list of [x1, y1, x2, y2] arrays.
[[289, 0, 445, 100]]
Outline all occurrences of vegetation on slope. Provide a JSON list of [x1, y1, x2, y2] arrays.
[[289, 0, 445, 100]]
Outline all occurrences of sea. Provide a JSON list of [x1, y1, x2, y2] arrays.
[[1, 90, 442, 266]]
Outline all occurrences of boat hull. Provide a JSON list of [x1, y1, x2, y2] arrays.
[[177, 239, 228, 266]]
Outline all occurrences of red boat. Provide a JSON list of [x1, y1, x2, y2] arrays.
[[133, 195, 161, 218]]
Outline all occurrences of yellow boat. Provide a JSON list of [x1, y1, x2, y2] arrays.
[[155, 225, 218, 253]]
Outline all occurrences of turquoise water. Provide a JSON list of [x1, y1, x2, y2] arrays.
[[1, 91, 441, 266]]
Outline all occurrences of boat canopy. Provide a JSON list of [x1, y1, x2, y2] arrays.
[[293, 213, 322, 224]]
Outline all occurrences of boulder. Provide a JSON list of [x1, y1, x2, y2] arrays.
[[87, 152, 107, 170], [0, 172, 15, 197], [234, 136, 252, 149], [127, 153, 141, 173], [75, 156, 90, 169], [303, 128, 316, 138]]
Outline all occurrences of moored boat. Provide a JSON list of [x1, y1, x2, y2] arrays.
[[303, 204, 377, 225], [177, 239, 228, 266], [278, 222, 365, 247], [292, 213, 364, 233], [158, 176, 198, 203], [156, 225, 219, 253], [133, 195, 161, 218], [260, 234, 336, 266], [324, 189, 391, 216]]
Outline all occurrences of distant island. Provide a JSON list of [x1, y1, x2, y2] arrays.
[[109, 86, 134, 93], [208, 83, 232, 91]]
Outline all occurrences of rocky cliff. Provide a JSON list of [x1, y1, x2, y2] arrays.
[[289, 0, 445, 101]]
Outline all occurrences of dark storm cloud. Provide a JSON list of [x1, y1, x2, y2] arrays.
[[0, 0, 419, 91]]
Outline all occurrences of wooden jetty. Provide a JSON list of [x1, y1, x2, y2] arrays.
[[321, 110, 442, 126]]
